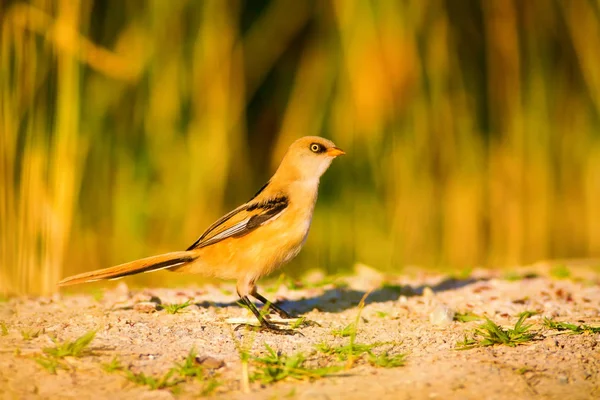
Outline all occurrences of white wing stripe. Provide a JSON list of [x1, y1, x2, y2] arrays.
[[206, 218, 252, 242]]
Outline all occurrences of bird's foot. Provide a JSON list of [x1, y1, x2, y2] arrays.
[[262, 304, 294, 320], [293, 317, 321, 327], [234, 322, 303, 336], [266, 312, 321, 328], [270, 308, 293, 319]]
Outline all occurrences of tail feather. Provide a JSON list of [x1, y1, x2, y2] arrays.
[[57, 251, 197, 287]]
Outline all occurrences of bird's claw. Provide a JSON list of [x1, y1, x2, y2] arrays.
[[234, 323, 303, 336]]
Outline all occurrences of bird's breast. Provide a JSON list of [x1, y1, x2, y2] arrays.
[[248, 198, 316, 275], [185, 183, 319, 281]]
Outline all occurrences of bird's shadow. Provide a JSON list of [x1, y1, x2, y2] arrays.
[[194, 277, 486, 316]]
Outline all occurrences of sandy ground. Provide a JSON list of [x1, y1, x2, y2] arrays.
[[1, 266, 599, 400]]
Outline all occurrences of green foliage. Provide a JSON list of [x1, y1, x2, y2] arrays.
[[456, 314, 536, 349], [517, 310, 539, 319], [34, 356, 62, 374], [516, 367, 532, 375], [550, 265, 571, 279], [503, 271, 538, 281], [122, 348, 222, 395], [315, 341, 390, 361], [199, 378, 221, 397], [5, 1, 600, 295], [289, 317, 307, 330], [174, 349, 222, 396], [331, 322, 355, 337], [543, 318, 600, 334], [235, 290, 405, 390], [102, 357, 124, 373], [125, 369, 182, 391], [250, 344, 340, 384], [454, 312, 483, 323], [173, 348, 205, 378], [43, 331, 96, 358], [318, 291, 406, 368], [33, 331, 96, 374], [90, 288, 105, 302], [21, 329, 42, 341], [452, 267, 473, 280], [162, 300, 193, 314], [1, 322, 8, 336], [368, 351, 406, 368]]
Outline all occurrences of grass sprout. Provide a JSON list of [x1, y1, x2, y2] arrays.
[[21, 329, 43, 341], [43, 330, 96, 358], [199, 377, 222, 397], [173, 348, 205, 378], [162, 300, 193, 314], [33, 330, 96, 374], [456, 314, 536, 349], [102, 357, 124, 373], [289, 317, 307, 330], [550, 265, 571, 279], [112, 348, 222, 394], [454, 312, 483, 322], [517, 310, 539, 319], [331, 322, 355, 337], [543, 318, 600, 334], [174, 348, 222, 395], [250, 343, 340, 384], [125, 369, 182, 390], [34, 355, 63, 374], [316, 341, 389, 360], [317, 290, 406, 369], [368, 351, 406, 368]]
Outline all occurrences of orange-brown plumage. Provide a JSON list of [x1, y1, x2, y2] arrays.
[[58, 136, 344, 333]]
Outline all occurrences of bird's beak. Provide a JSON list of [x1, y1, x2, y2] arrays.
[[327, 147, 346, 157]]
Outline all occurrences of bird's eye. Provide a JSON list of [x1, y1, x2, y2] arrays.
[[310, 143, 323, 153]]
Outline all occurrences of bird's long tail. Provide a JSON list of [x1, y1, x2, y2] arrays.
[[57, 251, 198, 287]]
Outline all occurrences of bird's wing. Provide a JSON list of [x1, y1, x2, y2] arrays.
[[186, 196, 289, 250]]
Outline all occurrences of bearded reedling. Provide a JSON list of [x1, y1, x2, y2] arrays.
[[58, 136, 345, 334]]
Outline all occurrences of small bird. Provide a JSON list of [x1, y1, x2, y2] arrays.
[[58, 136, 344, 334]]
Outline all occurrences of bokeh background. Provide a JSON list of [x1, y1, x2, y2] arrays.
[[2, 0, 600, 295]]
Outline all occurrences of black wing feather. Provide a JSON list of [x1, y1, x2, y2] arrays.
[[186, 196, 289, 250]]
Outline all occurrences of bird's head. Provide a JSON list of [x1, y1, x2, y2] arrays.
[[277, 136, 345, 182]]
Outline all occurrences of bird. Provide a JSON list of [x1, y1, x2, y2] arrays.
[[58, 136, 345, 334]]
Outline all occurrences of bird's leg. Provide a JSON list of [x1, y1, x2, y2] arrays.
[[251, 288, 320, 328], [251, 290, 293, 319], [235, 292, 301, 335]]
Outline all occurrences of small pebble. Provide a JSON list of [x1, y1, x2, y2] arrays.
[[429, 304, 455, 325], [196, 355, 225, 370]]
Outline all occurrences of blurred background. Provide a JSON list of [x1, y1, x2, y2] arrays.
[[1, 0, 600, 295]]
